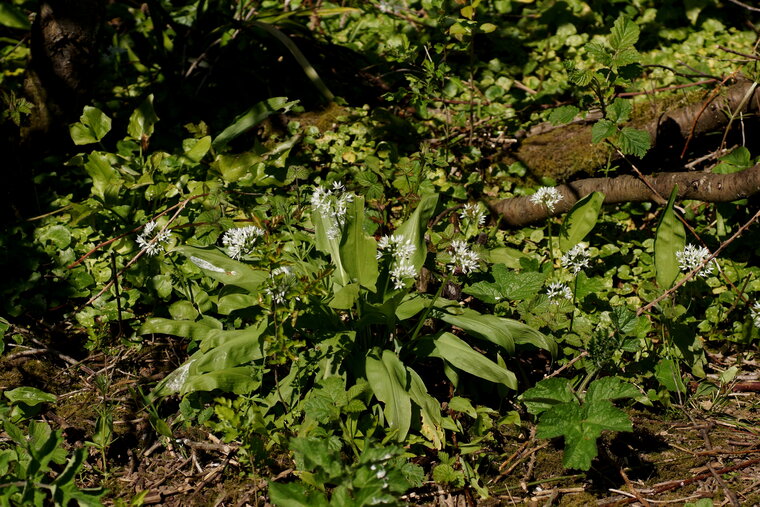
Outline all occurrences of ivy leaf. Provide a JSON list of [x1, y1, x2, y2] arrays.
[[591, 119, 616, 144], [609, 16, 639, 51], [617, 127, 650, 157], [69, 106, 112, 145], [549, 105, 580, 126], [536, 399, 632, 470]]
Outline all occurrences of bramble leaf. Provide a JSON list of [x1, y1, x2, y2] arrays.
[[617, 127, 650, 157]]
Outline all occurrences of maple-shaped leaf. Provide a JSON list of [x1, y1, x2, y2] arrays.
[[536, 399, 632, 470]]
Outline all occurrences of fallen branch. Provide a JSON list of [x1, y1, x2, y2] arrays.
[[489, 163, 760, 227]]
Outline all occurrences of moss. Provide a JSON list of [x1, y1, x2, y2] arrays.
[[513, 123, 612, 180]]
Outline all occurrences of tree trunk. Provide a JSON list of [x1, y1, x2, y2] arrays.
[[489, 163, 760, 227]]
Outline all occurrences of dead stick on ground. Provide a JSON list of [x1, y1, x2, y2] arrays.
[[619, 467, 650, 507]]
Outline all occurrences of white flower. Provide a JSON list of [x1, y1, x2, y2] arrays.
[[311, 182, 354, 240], [266, 266, 298, 305], [750, 301, 760, 328], [530, 186, 562, 212], [378, 234, 418, 288], [676, 244, 714, 278], [460, 203, 486, 226], [561, 244, 590, 274], [222, 225, 265, 260], [136, 221, 171, 256], [449, 240, 479, 274], [546, 282, 572, 303]]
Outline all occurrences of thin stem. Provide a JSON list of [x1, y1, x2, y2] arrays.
[[410, 271, 453, 342]]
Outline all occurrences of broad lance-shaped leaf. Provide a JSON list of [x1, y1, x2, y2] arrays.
[[339, 195, 378, 291], [128, 94, 159, 141], [212, 97, 298, 149], [536, 400, 632, 470], [394, 193, 439, 271], [432, 332, 517, 389], [406, 366, 444, 449], [654, 186, 685, 289], [178, 245, 268, 293], [365, 350, 412, 441], [559, 191, 604, 252], [312, 206, 350, 286]]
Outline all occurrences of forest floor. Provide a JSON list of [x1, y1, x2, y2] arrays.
[[2, 323, 759, 507]]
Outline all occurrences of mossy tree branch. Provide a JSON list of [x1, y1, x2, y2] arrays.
[[489, 163, 760, 227]]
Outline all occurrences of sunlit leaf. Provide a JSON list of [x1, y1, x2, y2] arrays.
[[654, 187, 685, 289], [559, 191, 604, 252]]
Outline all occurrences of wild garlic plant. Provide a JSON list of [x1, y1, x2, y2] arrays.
[[530, 186, 563, 267]]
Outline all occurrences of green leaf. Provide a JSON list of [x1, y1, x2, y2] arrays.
[[617, 127, 650, 157], [591, 119, 616, 144], [712, 146, 753, 174], [559, 191, 604, 252], [365, 350, 412, 441], [584, 42, 612, 66], [519, 378, 574, 415], [212, 97, 298, 149], [568, 68, 597, 87], [432, 332, 517, 389], [394, 193, 439, 271], [182, 367, 261, 394], [0, 4, 30, 29], [193, 332, 266, 372], [655, 358, 686, 393], [549, 105, 580, 126], [434, 305, 515, 355], [269, 482, 329, 507], [328, 283, 360, 309], [607, 99, 632, 124], [448, 396, 477, 418], [609, 16, 639, 51], [585, 377, 639, 403], [654, 187, 685, 289], [611, 47, 640, 68], [127, 94, 159, 141], [179, 245, 269, 292], [4, 387, 57, 406], [183, 136, 212, 163], [406, 367, 444, 449], [464, 264, 545, 303], [84, 152, 120, 202], [536, 400, 632, 470], [339, 196, 379, 290], [69, 106, 112, 145]]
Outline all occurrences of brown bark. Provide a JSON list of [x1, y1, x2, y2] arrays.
[[22, 0, 104, 146], [489, 163, 760, 227]]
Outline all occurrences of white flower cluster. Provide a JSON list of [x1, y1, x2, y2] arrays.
[[378, 235, 417, 289], [750, 301, 760, 328], [546, 282, 572, 303], [459, 203, 486, 226], [222, 225, 265, 260], [311, 181, 354, 240], [449, 240, 479, 274], [530, 186, 563, 213], [561, 244, 590, 274], [676, 244, 714, 278], [136, 221, 171, 256], [265, 266, 297, 305]]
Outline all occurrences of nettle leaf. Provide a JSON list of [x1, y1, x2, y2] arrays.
[[584, 41, 611, 66], [536, 399, 632, 470], [464, 264, 545, 303], [611, 47, 640, 68], [607, 98, 632, 124], [549, 105, 580, 126], [591, 119, 616, 144], [609, 16, 639, 51], [70, 106, 112, 145], [559, 191, 604, 252], [617, 127, 650, 157], [654, 187, 685, 289], [519, 377, 574, 416]]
